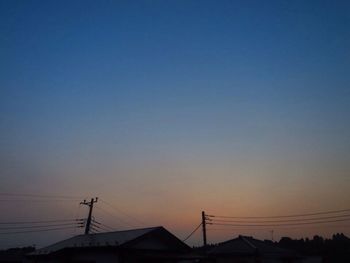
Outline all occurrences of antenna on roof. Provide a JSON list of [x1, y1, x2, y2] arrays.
[[270, 230, 274, 241], [80, 197, 98, 234]]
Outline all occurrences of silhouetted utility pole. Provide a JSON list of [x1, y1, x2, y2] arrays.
[[81, 197, 98, 234], [202, 211, 207, 246]]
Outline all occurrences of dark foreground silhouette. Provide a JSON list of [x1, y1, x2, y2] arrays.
[[0, 233, 349, 263], [278, 233, 350, 262]]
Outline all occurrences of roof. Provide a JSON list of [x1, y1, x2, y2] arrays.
[[0, 247, 35, 261], [209, 235, 296, 258], [31, 226, 170, 256]]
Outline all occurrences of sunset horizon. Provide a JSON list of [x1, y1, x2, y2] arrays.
[[1, 0, 349, 255]]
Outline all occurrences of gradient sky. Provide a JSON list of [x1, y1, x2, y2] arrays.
[[1, 0, 350, 248]]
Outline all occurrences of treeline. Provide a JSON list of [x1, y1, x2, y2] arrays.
[[278, 233, 350, 262]]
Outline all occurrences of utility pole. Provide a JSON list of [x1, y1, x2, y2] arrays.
[[80, 197, 98, 234], [202, 211, 207, 247]]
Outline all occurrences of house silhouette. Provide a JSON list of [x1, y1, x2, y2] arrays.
[[27, 226, 195, 263]]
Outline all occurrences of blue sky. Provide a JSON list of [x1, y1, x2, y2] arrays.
[[0, 0, 350, 247]]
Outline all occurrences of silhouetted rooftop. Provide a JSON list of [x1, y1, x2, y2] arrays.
[[209, 235, 296, 258], [31, 226, 163, 255]]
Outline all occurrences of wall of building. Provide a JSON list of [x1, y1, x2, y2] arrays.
[[69, 250, 119, 263]]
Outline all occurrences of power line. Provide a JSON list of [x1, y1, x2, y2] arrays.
[[207, 224, 350, 231], [0, 193, 86, 199], [0, 199, 81, 202], [208, 208, 350, 219], [0, 222, 83, 230], [0, 226, 80, 235], [210, 214, 350, 224], [99, 199, 146, 226], [99, 223, 115, 231], [89, 224, 102, 233], [95, 205, 134, 228], [182, 223, 202, 242], [91, 223, 109, 232], [92, 220, 115, 231], [89, 229, 100, 234], [91, 225, 111, 232], [92, 219, 116, 231], [211, 218, 350, 227], [74, 202, 83, 235], [0, 219, 83, 225]]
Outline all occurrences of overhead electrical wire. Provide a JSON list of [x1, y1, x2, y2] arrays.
[[0, 219, 83, 225], [210, 218, 350, 227], [0, 199, 82, 202], [210, 214, 350, 224], [89, 224, 102, 233], [0, 222, 84, 230], [93, 221, 115, 230], [0, 216, 84, 236], [100, 224, 115, 231], [0, 193, 86, 237], [95, 205, 134, 228], [207, 208, 350, 219], [0, 226, 80, 235], [0, 193, 83, 203], [74, 202, 83, 235], [208, 224, 350, 231], [206, 209, 350, 228], [91, 224, 108, 232], [182, 223, 202, 242], [99, 199, 146, 226], [0, 192, 86, 199], [0, 194, 132, 236], [92, 219, 115, 231]]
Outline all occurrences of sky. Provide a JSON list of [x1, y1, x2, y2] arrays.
[[0, 0, 350, 248]]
